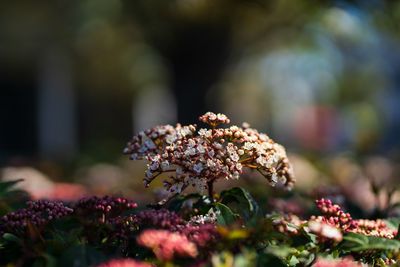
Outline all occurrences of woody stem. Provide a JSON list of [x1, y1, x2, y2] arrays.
[[207, 180, 214, 202]]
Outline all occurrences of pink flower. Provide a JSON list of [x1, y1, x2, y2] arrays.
[[312, 257, 361, 267], [97, 258, 153, 267], [308, 220, 343, 242], [137, 229, 198, 261], [49, 182, 88, 201], [313, 198, 396, 239]]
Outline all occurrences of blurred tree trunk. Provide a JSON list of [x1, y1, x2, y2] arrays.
[[167, 24, 231, 124]]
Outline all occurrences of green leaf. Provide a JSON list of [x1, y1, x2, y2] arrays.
[[0, 179, 23, 194], [256, 252, 286, 267], [342, 233, 400, 252], [288, 255, 300, 266], [214, 203, 237, 226], [220, 187, 260, 223], [384, 217, 400, 231], [2, 233, 21, 244]]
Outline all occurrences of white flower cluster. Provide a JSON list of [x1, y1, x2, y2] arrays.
[[188, 209, 219, 225], [124, 112, 295, 197]]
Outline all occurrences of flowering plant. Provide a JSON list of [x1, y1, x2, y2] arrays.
[[1, 113, 400, 266], [124, 112, 295, 199]]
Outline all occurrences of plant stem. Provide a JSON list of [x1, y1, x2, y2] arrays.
[[207, 181, 214, 202]]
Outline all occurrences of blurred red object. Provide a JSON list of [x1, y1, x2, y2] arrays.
[[46, 182, 88, 201]]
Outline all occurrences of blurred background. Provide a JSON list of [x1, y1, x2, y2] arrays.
[[1, 0, 400, 212]]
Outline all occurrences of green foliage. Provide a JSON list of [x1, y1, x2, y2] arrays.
[[220, 187, 261, 225], [2, 184, 400, 266], [342, 233, 400, 252], [0, 179, 30, 215]]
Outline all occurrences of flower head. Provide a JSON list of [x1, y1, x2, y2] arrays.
[[312, 198, 396, 239], [0, 200, 73, 237], [124, 112, 295, 198], [308, 220, 343, 243], [97, 259, 153, 267], [73, 196, 137, 223], [137, 229, 198, 261], [312, 257, 361, 267], [199, 112, 230, 127]]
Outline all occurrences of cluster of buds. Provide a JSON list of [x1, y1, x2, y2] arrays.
[[313, 198, 397, 239], [199, 112, 230, 127], [124, 112, 295, 198], [73, 196, 137, 224], [135, 209, 186, 231], [137, 229, 198, 261], [312, 257, 361, 267], [180, 223, 219, 248], [109, 208, 219, 251], [97, 258, 153, 267], [0, 200, 73, 237], [271, 214, 305, 235], [351, 219, 396, 239], [134, 209, 219, 248], [108, 214, 139, 242], [312, 198, 356, 232], [188, 209, 218, 225]]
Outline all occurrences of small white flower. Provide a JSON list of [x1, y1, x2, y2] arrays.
[[188, 139, 196, 148], [213, 142, 223, 150], [197, 144, 205, 154], [149, 161, 159, 171], [181, 126, 192, 137], [230, 152, 239, 162], [193, 163, 203, 174], [242, 122, 250, 128], [161, 161, 170, 170], [243, 142, 254, 151], [144, 140, 156, 149], [207, 159, 216, 169], [184, 147, 196, 157], [198, 128, 212, 138], [165, 134, 177, 144], [235, 163, 242, 171], [230, 125, 239, 131], [158, 128, 167, 135], [169, 182, 184, 193], [256, 156, 266, 166]]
